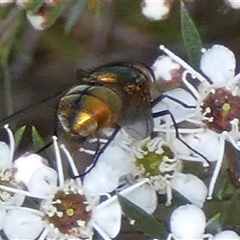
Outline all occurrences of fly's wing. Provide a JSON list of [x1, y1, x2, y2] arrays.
[[0, 88, 67, 155], [0, 89, 65, 127], [119, 93, 153, 140]]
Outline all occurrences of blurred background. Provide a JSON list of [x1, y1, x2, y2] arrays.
[[1, 0, 240, 239]]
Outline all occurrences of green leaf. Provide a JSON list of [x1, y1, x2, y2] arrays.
[[14, 125, 26, 150], [214, 169, 236, 200], [0, 4, 15, 20], [26, 0, 45, 13], [118, 194, 167, 238], [46, 1, 70, 29], [64, 0, 87, 33], [93, 0, 104, 20], [221, 189, 240, 227], [205, 213, 222, 235], [31, 125, 47, 151], [0, 13, 25, 68], [180, 1, 202, 67], [31, 126, 53, 161]]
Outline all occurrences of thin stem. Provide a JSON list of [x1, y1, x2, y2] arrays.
[[4, 124, 14, 162], [159, 45, 208, 83], [53, 136, 64, 186], [60, 144, 81, 186], [207, 136, 225, 199], [96, 179, 148, 211], [0, 184, 41, 198]]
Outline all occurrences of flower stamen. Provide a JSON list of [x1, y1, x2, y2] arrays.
[[200, 87, 240, 134], [132, 137, 181, 193], [42, 180, 93, 238]]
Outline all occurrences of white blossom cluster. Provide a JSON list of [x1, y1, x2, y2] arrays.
[[153, 44, 240, 199], [1, 44, 240, 239], [2, 127, 202, 239], [0, 0, 61, 30], [151, 44, 240, 239], [0, 0, 239, 238], [0, 45, 240, 239], [141, 0, 240, 21], [82, 43, 240, 239]]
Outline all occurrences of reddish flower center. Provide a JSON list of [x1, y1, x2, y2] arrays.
[[44, 189, 92, 237], [200, 87, 240, 133]]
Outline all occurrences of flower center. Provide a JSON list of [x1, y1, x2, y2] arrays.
[[200, 87, 240, 133], [0, 169, 18, 203], [133, 138, 179, 178], [135, 145, 174, 176], [42, 181, 93, 238]]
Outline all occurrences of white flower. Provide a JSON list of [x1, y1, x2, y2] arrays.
[[152, 45, 240, 199], [0, 125, 25, 206], [83, 129, 135, 195], [141, 0, 172, 21], [168, 204, 240, 240], [225, 0, 240, 9], [213, 230, 240, 239], [83, 145, 133, 196], [0, 0, 13, 6], [2, 208, 45, 239], [14, 153, 57, 198], [0, 136, 129, 240], [85, 134, 207, 210], [0, 125, 14, 170], [141, 0, 240, 21], [152, 55, 182, 82], [168, 204, 209, 240], [26, 12, 48, 30]]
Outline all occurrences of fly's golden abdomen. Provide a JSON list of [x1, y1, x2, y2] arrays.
[[71, 95, 115, 137], [57, 85, 122, 141]]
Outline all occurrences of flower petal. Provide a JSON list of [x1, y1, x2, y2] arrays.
[[141, 0, 171, 21], [3, 209, 44, 239], [83, 145, 133, 195], [99, 145, 133, 176], [26, 12, 48, 30], [0, 208, 6, 230], [28, 166, 58, 198], [181, 131, 220, 162], [213, 230, 240, 239], [200, 45, 235, 84], [7, 191, 25, 207], [152, 56, 181, 82], [111, 128, 134, 147], [14, 153, 49, 187], [83, 161, 120, 195], [225, 0, 240, 9], [152, 88, 196, 128], [94, 201, 121, 238], [171, 173, 207, 207], [124, 184, 158, 214], [0, 142, 11, 169], [170, 204, 206, 239], [0, 0, 14, 6]]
